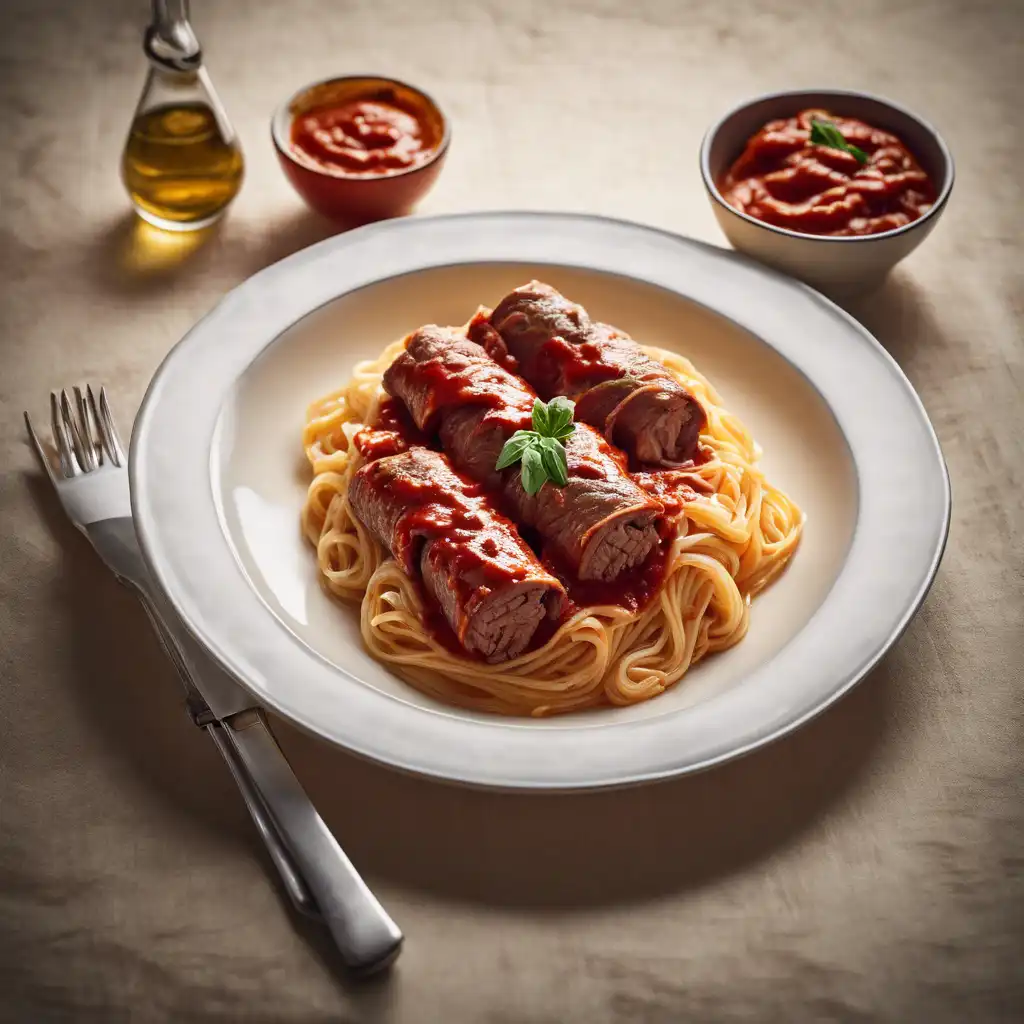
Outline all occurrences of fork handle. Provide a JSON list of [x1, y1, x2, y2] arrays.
[[223, 709, 403, 974]]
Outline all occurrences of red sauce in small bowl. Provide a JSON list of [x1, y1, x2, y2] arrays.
[[718, 108, 936, 236], [273, 76, 449, 223], [291, 95, 440, 177]]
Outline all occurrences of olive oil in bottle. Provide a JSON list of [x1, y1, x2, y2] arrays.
[[121, 2, 243, 231], [123, 89, 243, 230]]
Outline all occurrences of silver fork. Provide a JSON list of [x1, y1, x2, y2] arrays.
[[25, 386, 403, 974]]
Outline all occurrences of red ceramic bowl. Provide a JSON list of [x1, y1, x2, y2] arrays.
[[271, 75, 450, 225]]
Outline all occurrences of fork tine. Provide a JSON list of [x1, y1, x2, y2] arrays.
[[24, 410, 58, 484], [50, 391, 79, 477], [72, 386, 100, 471], [98, 386, 126, 466], [60, 389, 91, 474], [86, 385, 115, 466]]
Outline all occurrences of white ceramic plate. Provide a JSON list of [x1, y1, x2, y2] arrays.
[[131, 212, 949, 790]]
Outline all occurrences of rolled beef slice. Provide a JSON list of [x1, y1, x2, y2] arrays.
[[348, 447, 564, 663], [383, 326, 663, 581], [478, 281, 706, 466]]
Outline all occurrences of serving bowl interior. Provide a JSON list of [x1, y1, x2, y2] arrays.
[[271, 75, 450, 224], [700, 89, 954, 296]]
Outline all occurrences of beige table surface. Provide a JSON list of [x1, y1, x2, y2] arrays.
[[2, 1, 1022, 1021]]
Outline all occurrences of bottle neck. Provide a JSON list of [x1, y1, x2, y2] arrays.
[[145, 0, 202, 73]]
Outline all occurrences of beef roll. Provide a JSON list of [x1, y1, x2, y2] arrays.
[[348, 447, 565, 663], [475, 281, 706, 466]]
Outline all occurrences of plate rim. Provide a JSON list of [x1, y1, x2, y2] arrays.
[[130, 210, 950, 790]]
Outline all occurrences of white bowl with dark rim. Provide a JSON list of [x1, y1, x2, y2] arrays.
[[700, 89, 955, 296]]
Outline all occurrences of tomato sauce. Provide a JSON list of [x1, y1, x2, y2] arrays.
[[353, 398, 425, 461], [719, 109, 936, 236], [418, 596, 473, 658], [632, 465, 713, 520], [542, 544, 669, 616], [403, 343, 535, 434], [291, 93, 439, 176]]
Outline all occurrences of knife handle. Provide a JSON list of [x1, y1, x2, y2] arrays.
[[133, 593, 319, 919], [223, 709, 404, 974], [203, 720, 319, 918]]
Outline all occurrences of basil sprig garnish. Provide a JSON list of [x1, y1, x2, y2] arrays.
[[809, 118, 869, 165], [495, 397, 575, 495]]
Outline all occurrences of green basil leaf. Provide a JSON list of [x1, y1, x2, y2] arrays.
[[495, 431, 536, 470], [809, 118, 845, 149], [544, 396, 576, 438], [520, 443, 547, 495], [507, 429, 538, 448], [531, 398, 551, 436], [809, 118, 869, 165], [539, 438, 568, 487]]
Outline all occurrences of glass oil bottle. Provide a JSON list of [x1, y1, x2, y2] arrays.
[[121, 0, 243, 231]]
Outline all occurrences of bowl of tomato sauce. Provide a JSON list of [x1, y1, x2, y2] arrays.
[[272, 75, 450, 225], [700, 89, 954, 295]]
